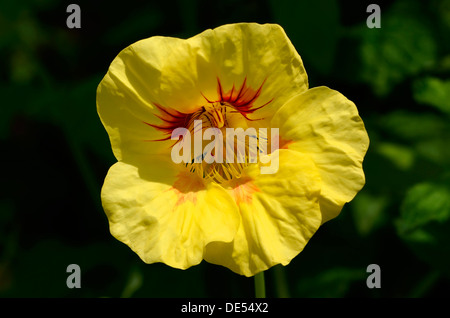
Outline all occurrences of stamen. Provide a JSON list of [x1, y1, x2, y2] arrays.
[[203, 103, 225, 128], [146, 78, 273, 184]]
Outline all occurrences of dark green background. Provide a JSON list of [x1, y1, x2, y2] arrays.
[[1, 0, 450, 297]]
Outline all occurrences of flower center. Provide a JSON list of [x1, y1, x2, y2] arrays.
[[185, 101, 255, 184], [146, 78, 273, 184]]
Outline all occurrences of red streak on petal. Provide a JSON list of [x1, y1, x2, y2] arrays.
[[143, 103, 197, 141], [145, 77, 273, 141], [216, 77, 272, 121]]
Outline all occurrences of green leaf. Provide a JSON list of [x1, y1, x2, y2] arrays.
[[351, 192, 389, 237], [398, 183, 450, 234], [413, 77, 450, 115], [377, 110, 450, 166], [396, 182, 450, 275], [375, 142, 415, 171], [415, 138, 450, 166]]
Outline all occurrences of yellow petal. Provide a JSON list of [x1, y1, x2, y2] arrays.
[[97, 23, 308, 161], [199, 23, 309, 124], [271, 86, 369, 223], [204, 150, 322, 276], [96, 36, 188, 161], [101, 155, 240, 270]]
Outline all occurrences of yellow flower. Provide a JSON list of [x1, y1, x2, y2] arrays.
[[97, 23, 369, 277]]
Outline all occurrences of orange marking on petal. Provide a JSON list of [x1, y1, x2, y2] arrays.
[[278, 135, 293, 150], [170, 171, 206, 206], [228, 176, 260, 205], [270, 131, 292, 150]]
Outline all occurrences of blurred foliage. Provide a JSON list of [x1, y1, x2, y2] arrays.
[[413, 77, 450, 115], [0, 0, 450, 298], [396, 181, 450, 276], [356, 1, 438, 96]]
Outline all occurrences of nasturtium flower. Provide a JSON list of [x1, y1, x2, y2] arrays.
[[97, 23, 369, 277]]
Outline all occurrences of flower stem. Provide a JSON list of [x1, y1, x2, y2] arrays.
[[254, 271, 266, 298], [273, 265, 290, 298]]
